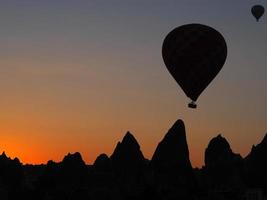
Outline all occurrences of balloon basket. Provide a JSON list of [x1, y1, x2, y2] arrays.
[[188, 101, 197, 109]]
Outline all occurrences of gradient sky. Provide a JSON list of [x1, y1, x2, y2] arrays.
[[0, 0, 266, 167]]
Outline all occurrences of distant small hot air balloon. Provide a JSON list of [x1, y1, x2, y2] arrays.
[[251, 5, 265, 21], [162, 24, 227, 109]]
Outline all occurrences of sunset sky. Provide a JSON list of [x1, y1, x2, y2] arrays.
[[0, 0, 267, 167]]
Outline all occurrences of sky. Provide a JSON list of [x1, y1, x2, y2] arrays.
[[0, 0, 266, 167]]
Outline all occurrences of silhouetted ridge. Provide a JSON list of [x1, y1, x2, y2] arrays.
[[60, 152, 87, 177], [110, 131, 146, 198], [93, 153, 110, 171], [263, 133, 267, 141], [62, 152, 85, 166], [1, 151, 7, 159], [37, 152, 88, 199], [110, 131, 145, 170], [245, 133, 267, 189], [123, 131, 140, 146], [204, 134, 244, 189], [151, 119, 196, 199], [0, 151, 24, 199], [151, 119, 192, 171], [1, 121, 267, 200], [205, 134, 235, 167]]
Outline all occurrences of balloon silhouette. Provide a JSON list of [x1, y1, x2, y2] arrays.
[[251, 5, 265, 21], [162, 24, 227, 108]]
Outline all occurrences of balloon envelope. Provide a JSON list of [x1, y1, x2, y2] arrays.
[[162, 24, 227, 102], [251, 5, 265, 21]]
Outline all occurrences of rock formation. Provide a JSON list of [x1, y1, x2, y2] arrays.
[[110, 131, 145, 172], [245, 134, 267, 189], [93, 153, 110, 171], [204, 134, 244, 188], [151, 119, 196, 199]]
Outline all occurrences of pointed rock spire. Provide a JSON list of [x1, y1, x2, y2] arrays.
[[151, 119, 192, 171], [151, 119, 196, 193], [110, 131, 145, 171]]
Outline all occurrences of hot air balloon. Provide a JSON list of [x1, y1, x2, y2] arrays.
[[251, 5, 265, 21], [162, 24, 227, 109]]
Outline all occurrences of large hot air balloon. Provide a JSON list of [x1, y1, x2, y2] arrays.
[[162, 24, 227, 109], [251, 5, 265, 21]]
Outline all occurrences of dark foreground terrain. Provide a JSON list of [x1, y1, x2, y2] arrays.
[[0, 119, 266, 200]]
